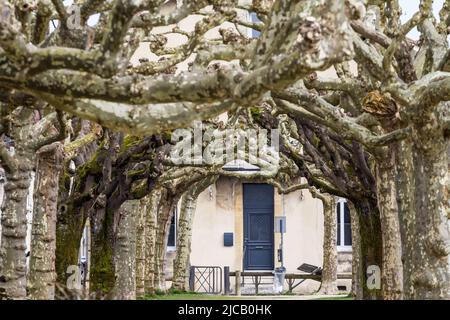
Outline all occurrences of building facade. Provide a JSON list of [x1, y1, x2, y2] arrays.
[[165, 176, 353, 295]]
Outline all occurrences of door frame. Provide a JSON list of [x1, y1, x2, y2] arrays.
[[242, 183, 274, 271]]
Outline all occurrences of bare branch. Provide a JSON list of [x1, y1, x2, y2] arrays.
[[382, 0, 432, 79], [0, 140, 18, 173], [51, 0, 68, 22]]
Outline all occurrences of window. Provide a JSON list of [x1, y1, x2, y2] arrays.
[[167, 208, 177, 250], [337, 199, 352, 251], [249, 12, 261, 38]]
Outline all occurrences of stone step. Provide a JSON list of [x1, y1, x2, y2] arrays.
[[240, 284, 276, 295], [239, 276, 276, 295]]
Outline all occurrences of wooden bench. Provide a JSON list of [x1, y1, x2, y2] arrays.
[[297, 263, 323, 275], [226, 265, 352, 294], [284, 263, 323, 292]]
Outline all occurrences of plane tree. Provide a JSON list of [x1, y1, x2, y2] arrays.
[[0, 0, 448, 300]]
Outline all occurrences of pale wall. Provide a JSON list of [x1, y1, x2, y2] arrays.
[[280, 187, 324, 293], [190, 180, 236, 270], [187, 177, 347, 294]]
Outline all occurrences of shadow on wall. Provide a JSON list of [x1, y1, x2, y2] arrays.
[[215, 178, 235, 211]]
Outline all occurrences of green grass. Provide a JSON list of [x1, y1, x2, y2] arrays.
[[141, 290, 355, 301], [144, 293, 238, 300]]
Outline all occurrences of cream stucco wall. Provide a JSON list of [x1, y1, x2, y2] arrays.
[[190, 180, 236, 270], [186, 177, 351, 294], [279, 187, 324, 293]]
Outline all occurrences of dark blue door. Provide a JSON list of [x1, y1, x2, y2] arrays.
[[243, 184, 274, 270]]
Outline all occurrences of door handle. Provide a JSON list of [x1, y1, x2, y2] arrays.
[[255, 246, 264, 249]]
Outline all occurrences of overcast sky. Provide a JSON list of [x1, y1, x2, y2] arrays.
[[56, 0, 447, 39], [401, 0, 445, 39]]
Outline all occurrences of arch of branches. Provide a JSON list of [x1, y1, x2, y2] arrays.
[[0, 0, 449, 300]]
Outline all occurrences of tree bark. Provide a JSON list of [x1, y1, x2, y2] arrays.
[[54, 124, 100, 294], [54, 199, 88, 294], [0, 166, 4, 210], [28, 142, 64, 299], [0, 158, 32, 299], [153, 191, 176, 293], [352, 198, 383, 300], [394, 139, 416, 299], [89, 205, 117, 298], [375, 146, 404, 300], [0, 167, 3, 248], [135, 199, 146, 298], [114, 200, 139, 300], [0, 108, 39, 300], [171, 191, 199, 292], [89, 188, 138, 298], [144, 189, 160, 295], [408, 108, 450, 299], [311, 190, 338, 295], [172, 177, 216, 291], [348, 201, 362, 299], [0, 107, 49, 299]]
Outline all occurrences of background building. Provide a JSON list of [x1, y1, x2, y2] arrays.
[[164, 175, 353, 295]]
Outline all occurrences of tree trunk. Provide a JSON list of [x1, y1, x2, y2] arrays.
[[171, 192, 199, 291], [114, 200, 139, 300], [0, 153, 33, 299], [375, 146, 404, 300], [154, 193, 175, 293], [394, 138, 416, 299], [28, 142, 64, 299], [55, 143, 94, 293], [317, 194, 338, 295], [144, 189, 160, 295], [89, 205, 117, 298], [153, 227, 166, 292], [352, 198, 383, 300], [54, 200, 88, 294], [135, 199, 146, 298], [0, 167, 3, 250], [172, 177, 216, 291], [0, 166, 4, 215], [88, 131, 130, 298], [348, 201, 362, 299], [408, 108, 450, 299]]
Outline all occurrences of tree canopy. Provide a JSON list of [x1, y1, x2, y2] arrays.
[[0, 0, 449, 300]]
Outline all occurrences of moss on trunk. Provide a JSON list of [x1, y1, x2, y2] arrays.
[[353, 199, 383, 300], [55, 201, 88, 291]]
